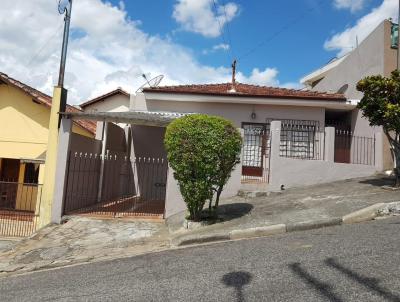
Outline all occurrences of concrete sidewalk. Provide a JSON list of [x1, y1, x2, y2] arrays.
[[0, 217, 170, 275], [168, 175, 400, 244]]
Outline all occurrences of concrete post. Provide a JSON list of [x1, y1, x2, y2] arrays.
[[50, 118, 72, 223], [39, 87, 67, 228], [374, 132, 384, 171], [324, 127, 335, 163], [268, 121, 281, 189], [97, 121, 108, 202]]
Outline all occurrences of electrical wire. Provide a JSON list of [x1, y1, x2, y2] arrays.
[[212, 0, 234, 64], [26, 21, 64, 67], [237, 0, 327, 62]]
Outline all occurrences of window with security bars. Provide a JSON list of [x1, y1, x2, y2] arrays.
[[280, 126, 316, 159]]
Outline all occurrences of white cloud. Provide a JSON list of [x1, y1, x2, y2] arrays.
[[213, 43, 230, 51], [333, 0, 367, 12], [325, 0, 397, 56], [0, 0, 285, 104], [173, 0, 239, 37], [237, 68, 279, 86]]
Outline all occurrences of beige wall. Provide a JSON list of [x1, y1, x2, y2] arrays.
[[145, 100, 326, 129], [308, 20, 396, 170], [82, 94, 130, 113]]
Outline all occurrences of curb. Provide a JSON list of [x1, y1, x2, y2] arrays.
[[286, 217, 342, 232], [172, 234, 230, 246], [172, 202, 390, 247], [229, 224, 286, 240], [342, 203, 385, 224]]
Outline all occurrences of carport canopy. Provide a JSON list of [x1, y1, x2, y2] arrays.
[[59, 110, 192, 127]]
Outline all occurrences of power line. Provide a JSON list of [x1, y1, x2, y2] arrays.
[[26, 20, 64, 67], [220, 0, 236, 60], [212, 0, 234, 64], [237, 0, 327, 62]]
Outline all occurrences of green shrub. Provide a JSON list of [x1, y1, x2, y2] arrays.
[[164, 114, 242, 221]]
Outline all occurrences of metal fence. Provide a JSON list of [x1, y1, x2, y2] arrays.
[[334, 131, 375, 165], [0, 181, 42, 237], [241, 124, 271, 183], [280, 125, 325, 160], [63, 152, 168, 218]]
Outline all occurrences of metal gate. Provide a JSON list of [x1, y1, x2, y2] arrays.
[[63, 152, 168, 218], [0, 181, 42, 237], [241, 123, 271, 183]]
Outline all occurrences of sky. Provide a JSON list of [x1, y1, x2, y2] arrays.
[[0, 0, 398, 104]]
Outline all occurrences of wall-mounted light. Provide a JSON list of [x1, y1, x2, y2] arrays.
[[251, 107, 256, 120]]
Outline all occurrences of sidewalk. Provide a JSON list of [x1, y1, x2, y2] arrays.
[[0, 217, 170, 275], [168, 175, 400, 243], [0, 175, 398, 276]]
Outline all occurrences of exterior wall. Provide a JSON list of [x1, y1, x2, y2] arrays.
[[0, 84, 49, 160], [81, 94, 130, 113], [268, 121, 379, 191], [307, 20, 396, 171], [0, 84, 93, 160], [144, 99, 326, 129], [311, 20, 389, 99]]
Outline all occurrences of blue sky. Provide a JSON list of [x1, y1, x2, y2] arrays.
[[0, 0, 397, 103], [108, 0, 385, 84]]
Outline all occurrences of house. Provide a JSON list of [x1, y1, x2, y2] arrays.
[[79, 88, 130, 113], [301, 19, 398, 170], [0, 72, 96, 236], [52, 79, 385, 223]]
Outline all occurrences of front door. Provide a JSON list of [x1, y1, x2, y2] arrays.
[[242, 123, 269, 177]]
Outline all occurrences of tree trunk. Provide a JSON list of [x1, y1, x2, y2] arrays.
[[385, 131, 400, 187]]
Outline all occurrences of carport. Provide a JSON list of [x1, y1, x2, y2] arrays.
[[51, 111, 189, 223]]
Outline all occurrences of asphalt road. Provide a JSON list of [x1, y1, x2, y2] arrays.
[[1, 216, 400, 302]]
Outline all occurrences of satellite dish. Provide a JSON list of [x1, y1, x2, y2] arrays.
[[337, 84, 349, 94], [135, 74, 164, 93]]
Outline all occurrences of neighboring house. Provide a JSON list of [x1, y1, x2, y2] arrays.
[[0, 72, 95, 234], [79, 88, 130, 113], [301, 19, 398, 170]]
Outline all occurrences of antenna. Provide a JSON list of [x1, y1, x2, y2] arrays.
[[135, 74, 164, 93]]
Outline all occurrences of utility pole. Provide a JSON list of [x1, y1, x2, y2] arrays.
[[231, 59, 237, 86], [58, 0, 73, 88], [39, 0, 73, 227]]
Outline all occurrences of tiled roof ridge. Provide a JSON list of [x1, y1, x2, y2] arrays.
[[143, 82, 345, 100]]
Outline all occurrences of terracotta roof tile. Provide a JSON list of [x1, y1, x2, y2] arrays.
[[0, 72, 96, 135], [143, 82, 346, 101]]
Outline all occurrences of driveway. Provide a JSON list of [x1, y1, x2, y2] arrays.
[[0, 217, 170, 274]]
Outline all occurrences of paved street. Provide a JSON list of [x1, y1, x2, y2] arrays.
[[1, 216, 399, 301]]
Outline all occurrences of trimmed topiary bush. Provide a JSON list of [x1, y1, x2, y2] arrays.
[[164, 114, 242, 221]]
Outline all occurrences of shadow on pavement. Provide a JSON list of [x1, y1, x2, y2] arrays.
[[358, 176, 395, 187], [325, 258, 400, 302], [215, 203, 253, 222], [221, 271, 253, 302], [289, 262, 344, 302]]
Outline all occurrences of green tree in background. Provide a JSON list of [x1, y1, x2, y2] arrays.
[[357, 70, 400, 186]]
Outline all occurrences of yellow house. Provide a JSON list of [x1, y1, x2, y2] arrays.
[[0, 72, 95, 216]]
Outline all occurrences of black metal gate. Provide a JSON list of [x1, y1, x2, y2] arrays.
[[63, 152, 168, 218]]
